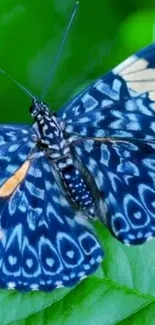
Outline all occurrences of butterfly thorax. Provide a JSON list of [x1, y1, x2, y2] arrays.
[[30, 99, 96, 218], [30, 99, 70, 160]]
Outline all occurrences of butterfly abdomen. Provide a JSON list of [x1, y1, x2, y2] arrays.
[[55, 156, 96, 218]]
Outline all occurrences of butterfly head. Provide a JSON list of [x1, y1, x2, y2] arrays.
[[29, 98, 53, 119]]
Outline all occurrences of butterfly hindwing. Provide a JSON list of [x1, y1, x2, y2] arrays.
[[70, 138, 155, 245]]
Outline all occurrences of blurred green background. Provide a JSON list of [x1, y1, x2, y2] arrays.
[[0, 0, 155, 124]]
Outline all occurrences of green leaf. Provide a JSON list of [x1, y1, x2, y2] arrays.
[[1, 226, 155, 325], [10, 278, 153, 325], [0, 287, 71, 324]]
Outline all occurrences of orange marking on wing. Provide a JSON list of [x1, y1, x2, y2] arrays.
[[0, 160, 30, 197]]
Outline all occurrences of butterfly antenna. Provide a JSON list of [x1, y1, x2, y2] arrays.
[[41, 1, 79, 100], [0, 68, 35, 100], [153, 23, 155, 42]]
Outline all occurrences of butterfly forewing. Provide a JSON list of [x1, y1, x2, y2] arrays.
[[59, 44, 155, 141], [0, 125, 36, 187], [0, 129, 103, 291]]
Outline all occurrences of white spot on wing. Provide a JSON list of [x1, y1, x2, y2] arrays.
[[81, 94, 98, 112], [128, 81, 155, 94], [122, 68, 155, 81], [113, 55, 137, 74], [149, 91, 155, 101], [119, 58, 148, 75]]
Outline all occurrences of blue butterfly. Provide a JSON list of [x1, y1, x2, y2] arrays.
[[0, 43, 155, 291]]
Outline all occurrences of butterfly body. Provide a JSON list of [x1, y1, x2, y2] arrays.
[[30, 99, 97, 218], [1, 44, 155, 291]]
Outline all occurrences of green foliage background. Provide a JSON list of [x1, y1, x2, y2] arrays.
[[0, 0, 155, 324]]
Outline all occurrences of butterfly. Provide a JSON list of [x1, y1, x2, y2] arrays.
[[0, 43, 155, 292]]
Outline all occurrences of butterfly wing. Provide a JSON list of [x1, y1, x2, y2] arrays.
[[0, 124, 36, 186], [58, 43, 155, 141], [0, 145, 103, 291], [69, 138, 155, 245], [58, 43, 155, 245]]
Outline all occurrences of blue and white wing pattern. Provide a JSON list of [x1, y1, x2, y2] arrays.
[[59, 44, 155, 141], [1, 43, 155, 292], [59, 44, 155, 245], [0, 125, 35, 190], [0, 124, 103, 291]]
